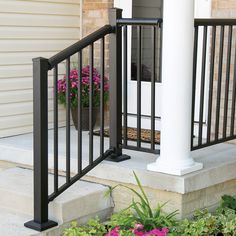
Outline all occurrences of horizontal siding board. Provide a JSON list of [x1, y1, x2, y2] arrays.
[[0, 1, 80, 16], [0, 77, 33, 91], [0, 110, 66, 130], [0, 27, 80, 40], [14, 0, 80, 4], [0, 51, 59, 65], [0, 100, 65, 117], [0, 39, 78, 52], [0, 75, 62, 90], [0, 13, 80, 27], [0, 64, 67, 78], [0, 88, 56, 104], [0, 65, 33, 78], [0, 90, 33, 104]]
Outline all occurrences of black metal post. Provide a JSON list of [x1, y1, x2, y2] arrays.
[[106, 8, 130, 162], [24, 58, 58, 231]]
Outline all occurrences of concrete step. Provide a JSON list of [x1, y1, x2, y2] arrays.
[[0, 205, 113, 236], [0, 207, 39, 236], [0, 167, 114, 234]]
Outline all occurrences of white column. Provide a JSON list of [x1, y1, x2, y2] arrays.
[[147, 0, 203, 176]]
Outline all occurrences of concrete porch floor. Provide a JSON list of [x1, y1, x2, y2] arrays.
[[1, 127, 236, 217]]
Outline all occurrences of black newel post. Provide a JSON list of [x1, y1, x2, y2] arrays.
[[24, 58, 58, 231], [107, 8, 130, 162]]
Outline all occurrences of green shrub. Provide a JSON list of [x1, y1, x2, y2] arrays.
[[63, 218, 106, 236], [173, 207, 236, 236], [173, 209, 219, 236]]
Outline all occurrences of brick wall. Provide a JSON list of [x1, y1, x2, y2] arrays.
[[212, 0, 236, 16], [82, 0, 113, 36], [82, 0, 114, 125], [82, 0, 113, 68]]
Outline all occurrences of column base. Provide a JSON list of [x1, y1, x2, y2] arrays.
[[147, 161, 203, 176]]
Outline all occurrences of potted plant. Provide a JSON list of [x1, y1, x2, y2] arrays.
[[57, 65, 109, 131]]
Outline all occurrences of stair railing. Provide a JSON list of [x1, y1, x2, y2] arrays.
[[24, 7, 162, 231], [24, 8, 130, 232]]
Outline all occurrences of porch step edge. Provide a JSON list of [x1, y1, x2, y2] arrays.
[[0, 167, 114, 224]]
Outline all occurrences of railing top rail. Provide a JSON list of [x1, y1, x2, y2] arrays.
[[195, 18, 236, 26], [48, 24, 114, 69], [117, 18, 162, 26]]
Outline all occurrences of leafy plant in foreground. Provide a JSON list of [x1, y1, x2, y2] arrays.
[[173, 207, 236, 236], [107, 171, 178, 232]]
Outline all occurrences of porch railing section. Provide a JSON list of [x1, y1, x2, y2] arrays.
[[24, 8, 162, 232], [118, 18, 162, 154], [191, 19, 236, 150], [24, 8, 236, 232]]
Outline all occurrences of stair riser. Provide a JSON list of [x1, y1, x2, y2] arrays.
[[0, 188, 113, 224]]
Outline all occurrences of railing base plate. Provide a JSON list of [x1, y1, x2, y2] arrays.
[[24, 220, 58, 232], [106, 153, 131, 162]]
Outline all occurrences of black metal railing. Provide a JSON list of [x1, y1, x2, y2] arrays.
[[191, 19, 236, 150], [118, 18, 162, 154], [24, 8, 161, 232], [22, 6, 236, 231]]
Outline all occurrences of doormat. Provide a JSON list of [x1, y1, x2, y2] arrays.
[[93, 127, 160, 144]]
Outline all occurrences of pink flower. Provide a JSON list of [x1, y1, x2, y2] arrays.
[[71, 82, 77, 88], [135, 224, 144, 230], [106, 226, 120, 236], [144, 227, 169, 236]]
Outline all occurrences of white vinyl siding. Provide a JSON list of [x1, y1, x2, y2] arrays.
[[0, 0, 82, 137]]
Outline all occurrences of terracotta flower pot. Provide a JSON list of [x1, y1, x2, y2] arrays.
[[71, 107, 98, 131]]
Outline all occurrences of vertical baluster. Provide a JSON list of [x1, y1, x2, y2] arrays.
[[191, 26, 199, 149], [123, 26, 128, 147], [137, 25, 142, 148], [230, 27, 236, 136], [89, 44, 94, 165], [78, 51, 82, 174], [223, 25, 233, 138], [215, 25, 225, 141], [198, 26, 208, 146], [207, 26, 216, 143], [66, 58, 71, 183], [151, 26, 156, 150], [53, 65, 58, 192], [100, 38, 105, 156]]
